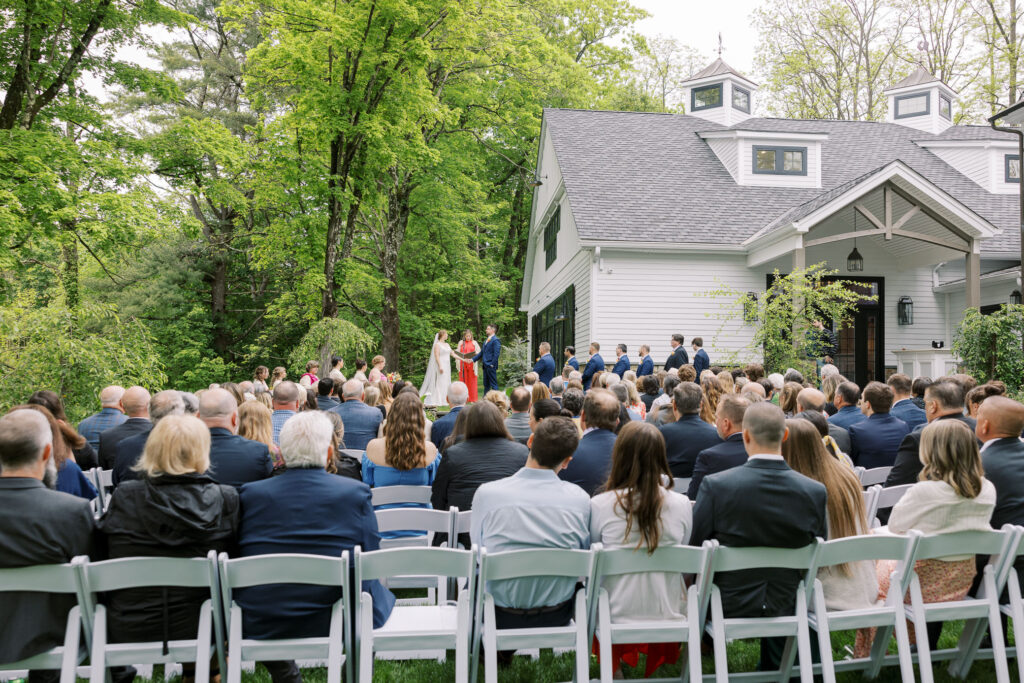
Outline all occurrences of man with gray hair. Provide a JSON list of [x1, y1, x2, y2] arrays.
[[180, 392, 199, 416], [78, 384, 128, 451], [112, 390, 186, 486], [550, 376, 565, 406], [271, 380, 303, 446], [659, 382, 722, 478], [430, 381, 468, 450], [0, 410, 96, 676], [235, 411, 394, 683], [98, 385, 152, 469], [200, 388, 273, 488], [691, 402, 827, 673], [329, 378, 384, 451]]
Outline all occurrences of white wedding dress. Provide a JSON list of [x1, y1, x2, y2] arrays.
[[420, 334, 453, 408]]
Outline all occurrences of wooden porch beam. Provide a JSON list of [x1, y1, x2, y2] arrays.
[[854, 203, 887, 233], [889, 228, 969, 252], [804, 229, 887, 249], [885, 181, 975, 244], [891, 205, 921, 231], [966, 245, 981, 309]]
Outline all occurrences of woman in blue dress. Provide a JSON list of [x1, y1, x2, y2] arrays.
[[362, 391, 441, 538]]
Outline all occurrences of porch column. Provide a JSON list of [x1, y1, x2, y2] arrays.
[[965, 243, 981, 310], [793, 243, 806, 345]]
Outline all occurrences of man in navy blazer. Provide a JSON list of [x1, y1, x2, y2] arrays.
[[887, 373, 927, 430], [329, 379, 384, 451], [200, 389, 273, 488], [559, 389, 619, 495], [237, 412, 394, 683], [691, 337, 710, 378], [848, 382, 910, 469], [532, 342, 557, 386], [111, 390, 185, 487], [636, 345, 654, 377], [611, 344, 630, 378], [473, 324, 502, 393], [659, 382, 722, 479], [828, 381, 867, 431], [664, 334, 688, 371], [977, 397, 1024, 589], [98, 385, 153, 469], [580, 342, 605, 391], [688, 394, 750, 499], [430, 382, 468, 450], [564, 346, 579, 372], [315, 378, 340, 411]]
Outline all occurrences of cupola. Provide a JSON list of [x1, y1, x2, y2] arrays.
[[681, 58, 758, 126], [884, 66, 956, 134]]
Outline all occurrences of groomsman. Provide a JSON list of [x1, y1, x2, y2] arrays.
[[564, 346, 579, 372], [636, 345, 654, 377], [665, 334, 689, 371], [612, 344, 630, 378], [473, 324, 502, 393], [692, 337, 710, 377], [533, 342, 556, 386], [581, 342, 605, 391]]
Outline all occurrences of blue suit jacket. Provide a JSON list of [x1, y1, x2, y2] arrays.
[[687, 432, 747, 499], [567, 357, 580, 371], [849, 413, 911, 469], [237, 468, 395, 638], [533, 354, 556, 385], [430, 406, 462, 450], [581, 353, 605, 390], [559, 428, 616, 496], [890, 399, 926, 431], [329, 400, 384, 451], [693, 348, 710, 377], [660, 414, 723, 479], [611, 355, 630, 378], [474, 336, 502, 370], [828, 405, 867, 431], [636, 355, 654, 377], [208, 428, 273, 488]]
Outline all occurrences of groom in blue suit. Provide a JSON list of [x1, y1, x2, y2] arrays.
[[473, 324, 502, 393], [532, 341, 556, 386]]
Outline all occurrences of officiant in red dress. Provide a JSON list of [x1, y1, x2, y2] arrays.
[[458, 330, 481, 402]]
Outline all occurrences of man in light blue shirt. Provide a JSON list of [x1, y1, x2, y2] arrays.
[[471, 416, 589, 628], [271, 381, 302, 445]]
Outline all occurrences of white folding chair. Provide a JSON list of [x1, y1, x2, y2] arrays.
[[471, 546, 598, 683], [374, 508, 454, 605], [807, 532, 921, 683], [370, 485, 432, 507], [591, 542, 714, 682], [354, 546, 476, 682], [80, 552, 225, 683], [862, 487, 879, 524], [218, 553, 352, 683], [92, 468, 114, 513], [450, 508, 472, 549], [671, 477, 691, 495], [869, 484, 912, 526], [859, 466, 892, 488], [0, 558, 91, 683], [340, 449, 365, 460], [703, 542, 820, 683]]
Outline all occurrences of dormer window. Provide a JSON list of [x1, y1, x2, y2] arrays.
[[895, 92, 930, 118], [732, 86, 751, 113], [692, 83, 723, 111], [753, 146, 807, 175], [1006, 154, 1020, 184], [939, 95, 952, 120], [543, 206, 560, 268]]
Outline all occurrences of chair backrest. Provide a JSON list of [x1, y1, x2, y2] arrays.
[[96, 468, 113, 488], [0, 561, 82, 594], [452, 508, 472, 536], [913, 529, 1013, 563], [374, 508, 451, 535], [355, 546, 475, 584], [862, 487, 879, 518], [672, 477, 692, 494], [859, 466, 892, 487], [340, 449, 364, 460], [596, 544, 709, 578], [80, 556, 217, 593], [219, 552, 350, 610], [874, 484, 912, 511], [708, 543, 819, 573], [814, 533, 918, 571], [479, 547, 595, 582], [370, 485, 432, 506]]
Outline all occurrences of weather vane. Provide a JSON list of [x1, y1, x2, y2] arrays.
[[717, 32, 725, 57]]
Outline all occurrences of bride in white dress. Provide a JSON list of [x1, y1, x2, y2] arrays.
[[420, 330, 454, 408]]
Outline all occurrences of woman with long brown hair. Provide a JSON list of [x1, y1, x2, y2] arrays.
[[782, 419, 876, 611], [699, 376, 723, 425], [28, 389, 98, 469], [362, 392, 441, 538], [590, 421, 692, 678], [779, 381, 803, 417], [9, 403, 97, 500]]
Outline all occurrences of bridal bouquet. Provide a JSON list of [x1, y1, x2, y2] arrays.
[[386, 371, 402, 383]]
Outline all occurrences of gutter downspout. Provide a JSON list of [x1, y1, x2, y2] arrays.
[[989, 114, 1024, 353]]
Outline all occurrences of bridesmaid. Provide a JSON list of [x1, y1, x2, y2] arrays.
[[458, 329, 481, 402]]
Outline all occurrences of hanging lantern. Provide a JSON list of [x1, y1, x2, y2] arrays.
[[847, 246, 864, 272]]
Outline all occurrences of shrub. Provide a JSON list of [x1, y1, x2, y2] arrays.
[[953, 305, 1024, 392]]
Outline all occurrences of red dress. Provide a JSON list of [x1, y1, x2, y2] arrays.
[[459, 340, 479, 402]]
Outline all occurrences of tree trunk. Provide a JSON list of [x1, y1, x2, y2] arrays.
[[380, 172, 413, 373], [210, 250, 230, 355], [61, 236, 79, 310]]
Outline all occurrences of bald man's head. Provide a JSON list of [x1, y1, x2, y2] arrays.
[[741, 381, 766, 400], [977, 397, 1024, 442], [273, 381, 301, 407], [121, 386, 151, 417], [797, 388, 826, 413], [99, 385, 125, 409], [199, 388, 239, 432]]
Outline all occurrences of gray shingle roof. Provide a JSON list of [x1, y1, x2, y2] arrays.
[[885, 65, 949, 92], [921, 125, 1018, 141], [685, 58, 757, 85], [543, 109, 1020, 255]]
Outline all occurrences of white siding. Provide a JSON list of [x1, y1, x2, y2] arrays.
[[738, 139, 822, 188], [706, 137, 739, 180], [682, 80, 754, 127], [928, 147, 990, 191], [885, 87, 953, 135]]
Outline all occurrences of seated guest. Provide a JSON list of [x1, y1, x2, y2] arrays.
[[828, 382, 866, 430], [976, 397, 1024, 593], [781, 420, 877, 611], [316, 378, 340, 411], [766, 374, 784, 403], [966, 382, 1006, 418], [688, 395, 750, 499], [199, 388, 273, 488], [550, 376, 565, 406], [303, 388, 318, 412], [699, 376, 723, 425], [471, 417, 588, 639], [856, 420, 995, 656], [848, 382, 910, 469], [678, 365, 697, 384], [0, 411, 96, 681], [912, 376, 932, 410], [796, 388, 851, 455], [532, 342, 556, 385], [590, 422, 692, 677], [783, 369, 805, 385], [12, 404, 96, 501], [778, 382, 801, 417], [611, 384, 641, 422], [30, 390, 97, 469], [649, 375, 680, 413], [740, 380, 766, 402], [660, 382, 722, 479], [112, 391, 185, 487], [98, 386, 152, 469], [717, 371, 734, 394], [98, 415, 238, 674], [237, 411, 394, 683], [744, 363, 765, 382], [329, 379, 384, 451], [623, 380, 646, 420], [821, 374, 843, 416], [270, 381, 302, 445], [505, 387, 533, 444], [484, 389, 510, 414], [523, 372, 539, 388], [362, 392, 441, 538], [560, 389, 619, 495], [794, 409, 854, 468], [531, 382, 551, 406], [639, 375, 660, 412], [238, 401, 281, 467], [887, 373, 926, 430], [324, 412, 360, 481], [78, 385, 127, 452], [430, 382, 468, 450], [691, 403, 827, 672], [562, 388, 585, 435]]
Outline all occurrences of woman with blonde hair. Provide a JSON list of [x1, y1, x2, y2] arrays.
[[483, 389, 510, 415], [822, 373, 844, 415], [238, 401, 281, 467], [716, 370, 734, 394], [699, 376, 723, 425], [253, 366, 270, 392], [363, 384, 387, 420], [269, 366, 287, 389], [368, 355, 387, 384], [531, 382, 551, 405], [623, 380, 646, 420], [779, 381, 803, 417]]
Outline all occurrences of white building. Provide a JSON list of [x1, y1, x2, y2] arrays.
[[520, 60, 1022, 386]]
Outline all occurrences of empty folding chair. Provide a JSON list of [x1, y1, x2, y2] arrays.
[[807, 532, 921, 683], [92, 468, 113, 513], [218, 552, 352, 683], [591, 542, 714, 683], [859, 466, 892, 488], [862, 487, 879, 525], [374, 508, 454, 605], [80, 551, 225, 683], [354, 546, 476, 683], [0, 557, 90, 683], [471, 546, 598, 683], [370, 485, 432, 507], [703, 542, 820, 683], [869, 484, 912, 527]]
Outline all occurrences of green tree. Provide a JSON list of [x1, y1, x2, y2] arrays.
[[953, 305, 1024, 391]]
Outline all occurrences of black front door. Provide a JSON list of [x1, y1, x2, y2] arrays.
[[826, 277, 884, 388]]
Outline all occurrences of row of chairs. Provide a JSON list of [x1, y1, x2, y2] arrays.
[[4, 526, 1024, 683]]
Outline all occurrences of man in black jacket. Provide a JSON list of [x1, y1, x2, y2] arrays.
[[796, 388, 851, 454], [660, 382, 722, 479], [98, 385, 152, 469], [0, 410, 96, 683], [664, 333, 689, 372], [200, 388, 273, 488], [687, 394, 750, 499], [111, 391, 185, 486], [977, 397, 1024, 588], [691, 402, 827, 673]]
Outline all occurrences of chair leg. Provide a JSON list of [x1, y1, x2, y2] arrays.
[[811, 590, 836, 683], [891, 599, 915, 683], [574, 591, 588, 683], [686, 585, 701, 683], [455, 593, 469, 683], [227, 605, 243, 683], [795, 600, 814, 683], [710, 588, 729, 683], [89, 605, 107, 683], [483, 597, 498, 683], [59, 607, 82, 683], [908, 578, 934, 683], [327, 600, 343, 683], [983, 571, 1010, 683], [358, 598, 373, 683], [1010, 576, 1024, 683], [597, 591, 612, 683], [777, 636, 797, 682], [195, 603, 212, 683]]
